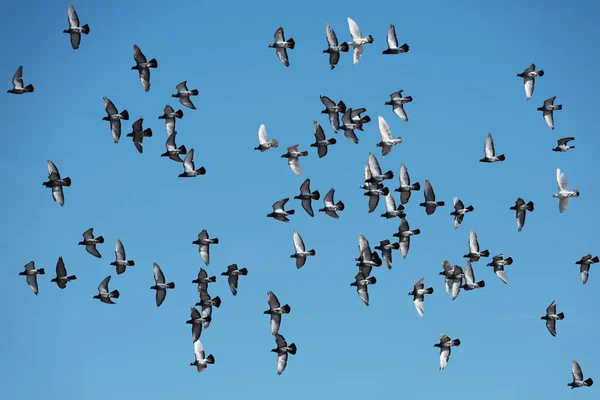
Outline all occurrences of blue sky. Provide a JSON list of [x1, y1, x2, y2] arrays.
[[2, 0, 599, 398]]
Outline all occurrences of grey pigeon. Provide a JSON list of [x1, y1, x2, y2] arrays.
[[460, 261, 485, 291], [186, 307, 211, 342], [553, 137, 575, 152], [158, 105, 183, 136], [255, 124, 279, 152], [356, 233, 383, 276], [509, 198, 534, 232], [64, 5, 90, 50], [320, 95, 346, 133], [464, 229, 490, 262], [439, 260, 464, 300], [434, 334, 461, 371], [192, 230, 219, 266], [479, 133, 505, 163], [281, 145, 308, 176], [340, 108, 363, 144], [487, 254, 513, 284], [43, 160, 71, 207], [553, 168, 579, 213], [408, 277, 433, 317], [541, 300, 564, 337], [179, 149, 206, 178], [393, 216, 420, 258], [102, 97, 129, 143], [294, 178, 320, 217], [385, 90, 412, 121], [350, 272, 376, 306], [516, 63, 543, 100], [190, 339, 215, 373], [264, 291, 291, 335], [375, 239, 400, 269], [126, 118, 152, 154], [19, 261, 44, 295], [395, 163, 420, 204], [221, 264, 248, 296], [269, 27, 295, 67], [311, 121, 336, 158], [363, 163, 388, 213], [319, 188, 345, 218], [131, 44, 157, 92], [110, 239, 135, 275], [568, 360, 594, 389], [172, 81, 198, 110], [78, 228, 104, 258], [268, 198, 295, 222], [350, 108, 371, 125], [382, 24, 409, 54], [7, 66, 34, 94], [381, 193, 405, 219], [161, 130, 187, 162], [376, 116, 402, 157], [51, 257, 76, 289], [576, 254, 599, 284], [538, 96, 562, 130], [271, 333, 297, 375], [192, 268, 216, 292], [346, 17, 373, 64], [366, 153, 394, 183], [420, 179, 445, 215], [195, 289, 221, 329], [323, 24, 349, 70], [93, 275, 119, 304], [450, 197, 474, 229], [150, 263, 175, 307], [291, 230, 315, 269]]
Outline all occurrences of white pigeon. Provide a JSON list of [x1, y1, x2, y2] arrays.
[[553, 168, 579, 213], [346, 17, 373, 64]]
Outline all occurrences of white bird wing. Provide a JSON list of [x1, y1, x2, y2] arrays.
[[12, 66, 24, 89], [387, 24, 398, 49], [276, 47, 289, 67], [469, 230, 479, 253], [353, 45, 364, 65], [347, 17, 362, 40], [451, 279, 461, 300], [52, 186, 65, 206], [277, 351, 288, 375], [368, 153, 382, 176], [115, 239, 126, 261], [414, 298, 424, 317], [324, 188, 335, 207], [257, 124, 268, 145], [270, 313, 281, 335], [288, 157, 301, 176], [464, 261, 475, 285], [357, 284, 370, 306], [495, 267, 508, 284], [400, 237, 410, 258], [378, 116, 392, 142], [393, 104, 408, 121], [293, 230, 305, 253], [385, 193, 396, 213], [440, 347, 450, 370], [194, 339, 205, 362], [572, 360, 583, 381], [183, 149, 196, 173], [484, 133, 495, 158], [556, 168, 568, 191], [516, 208, 526, 231], [543, 110, 555, 130], [559, 197, 570, 213], [524, 76, 534, 100], [98, 275, 111, 294], [47, 160, 60, 180], [26, 274, 39, 295]]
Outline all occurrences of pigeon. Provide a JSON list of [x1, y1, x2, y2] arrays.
[[190, 339, 214, 373], [179, 149, 206, 178], [381, 193, 405, 219], [385, 90, 412, 121], [110, 239, 135, 275], [161, 130, 187, 162], [350, 272, 376, 306], [439, 261, 464, 300], [294, 179, 320, 217], [221, 264, 248, 296], [195, 289, 221, 329], [310, 121, 336, 158], [264, 291, 291, 335], [186, 307, 211, 342], [395, 163, 420, 204], [376, 116, 402, 156], [19, 261, 44, 295], [192, 268, 216, 292], [479, 133, 505, 163], [320, 95, 346, 133], [568, 360, 594, 389], [420, 179, 445, 215], [131, 45, 158, 92], [541, 300, 564, 337], [350, 108, 371, 125], [271, 333, 297, 375], [553, 168, 579, 213], [7, 66, 34, 94], [576, 254, 599, 285], [93, 275, 119, 304], [553, 137, 575, 152], [366, 153, 394, 183], [434, 335, 461, 371], [323, 24, 349, 70], [538, 96, 562, 130], [464, 230, 490, 262], [356, 233, 383, 275], [516, 63, 544, 100], [172, 81, 198, 110], [192, 230, 219, 266], [269, 27, 295, 67], [319, 188, 345, 218], [346, 17, 373, 64], [375, 239, 400, 269], [363, 164, 388, 213], [150, 263, 175, 307], [78, 228, 104, 258], [51, 257, 76, 289], [268, 198, 295, 222], [487, 254, 513, 284], [281, 145, 308, 176], [158, 105, 183, 136], [63, 5, 90, 50], [382, 24, 409, 54], [409, 278, 434, 317], [340, 108, 363, 144], [393, 216, 421, 258], [43, 160, 71, 207], [460, 261, 485, 291], [509, 198, 534, 232], [450, 197, 474, 229], [255, 124, 279, 152], [102, 97, 129, 143], [126, 118, 152, 153], [290, 231, 315, 269]]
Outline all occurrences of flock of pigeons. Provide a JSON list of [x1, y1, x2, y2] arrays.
[[9, 5, 596, 387]]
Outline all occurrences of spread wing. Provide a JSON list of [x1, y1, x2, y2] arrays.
[[347, 17, 362, 40], [56, 257, 66, 278], [67, 5, 80, 27], [357, 284, 370, 306], [545, 319, 556, 337], [272, 198, 289, 211], [12, 66, 24, 89], [273, 27, 285, 42], [543, 110, 554, 130], [288, 157, 301, 176], [98, 275, 111, 294], [469, 230, 479, 253], [378, 116, 392, 142], [440, 347, 451, 370], [194, 339, 205, 362], [314, 121, 326, 142], [110, 119, 122, 143], [267, 290, 281, 309], [556, 168, 568, 191], [26, 273, 39, 295], [86, 244, 101, 258], [153, 263, 165, 284], [325, 24, 338, 47], [400, 237, 410, 258], [270, 313, 281, 335], [324, 189, 335, 207], [133, 44, 147, 64], [484, 133, 495, 158], [70, 31, 81, 50], [139, 67, 151, 92], [424, 180, 434, 201], [293, 231, 305, 253], [258, 124, 268, 145], [47, 160, 60, 180], [572, 360, 583, 381], [103, 97, 118, 116], [183, 149, 196, 173], [387, 24, 398, 48], [393, 104, 407, 121], [399, 163, 410, 186], [155, 287, 166, 307], [368, 153, 382, 176], [276, 47, 290, 67], [228, 274, 239, 296], [524, 75, 534, 100], [115, 239, 126, 261], [353, 45, 364, 65], [384, 193, 396, 213], [52, 186, 65, 206], [277, 351, 288, 375], [176, 81, 189, 92], [368, 194, 379, 213]]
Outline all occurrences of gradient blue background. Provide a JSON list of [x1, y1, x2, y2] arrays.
[[2, 0, 599, 399]]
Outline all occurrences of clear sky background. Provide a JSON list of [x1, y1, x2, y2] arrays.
[[1, 0, 599, 399]]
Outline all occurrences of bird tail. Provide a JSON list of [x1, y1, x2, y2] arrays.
[[287, 343, 297, 355], [24, 84, 34, 93], [307, 249, 316, 256], [340, 42, 349, 52], [400, 43, 409, 52], [452, 339, 461, 346], [477, 280, 485, 288], [166, 282, 175, 289], [536, 70, 544, 76], [584, 378, 593, 387], [425, 287, 434, 294], [68, 275, 77, 280], [466, 205, 475, 212], [337, 101, 347, 113], [210, 238, 219, 244], [383, 170, 394, 180], [238, 268, 248, 275], [412, 229, 421, 235], [206, 354, 215, 364], [281, 304, 291, 313], [37, 268, 46, 275], [496, 154, 506, 161], [144, 128, 153, 137], [526, 201, 535, 211], [286, 209, 295, 215], [211, 296, 221, 307], [555, 105, 562, 110], [572, 189, 580, 197], [480, 250, 490, 257], [336, 201, 345, 211], [328, 138, 337, 145], [62, 177, 72, 186], [178, 145, 187, 154], [110, 290, 120, 299], [556, 312, 565, 320], [148, 58, 158, 68], [270, 138, 279, 148], [208, 275, 217, 283], [360, 115, 371, 124], [127, 260, 135, 266], [81, 24, 90, 34], [368, 276, 377, 284], [312, 190, 320, 200], [366, 35, 374, 43], [300, 151, 309, 156], [436, 201, 445, 206], [190, 89, 199, 96], [592, 256, 600, 263], [391, 242, 400, 250], [196, 167, 206, 175], [411, 182, 421, 191], [381, 187, 390, 196], [287, 38, 296, 49]]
